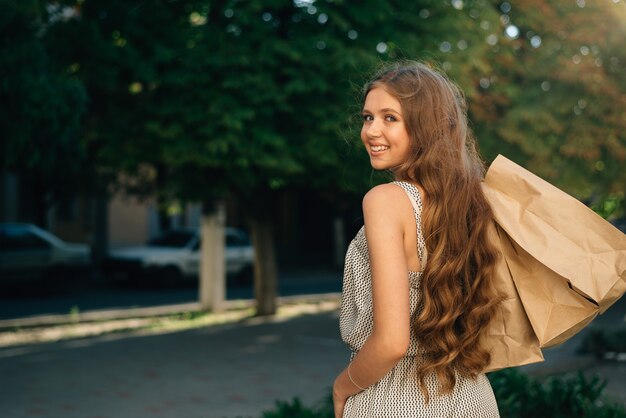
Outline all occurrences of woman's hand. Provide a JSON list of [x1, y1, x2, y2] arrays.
[[332, 379, 349, 418]]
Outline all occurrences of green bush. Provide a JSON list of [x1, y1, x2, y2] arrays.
[[261, 370, 625, 417], [261, 395, 333, 418], [578, 328, 626, 359], [488, 369, 626, 418]]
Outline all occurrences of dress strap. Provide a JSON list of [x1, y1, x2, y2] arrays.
[[392, 181, 427, 269]]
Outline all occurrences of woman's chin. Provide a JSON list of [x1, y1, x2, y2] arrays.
[[370, 158, 387, 171], [369, 161, 393, 171]]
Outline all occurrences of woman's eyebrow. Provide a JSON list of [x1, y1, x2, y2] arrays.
[[361, 107, 401, 114], [380, 107, 401, 114]]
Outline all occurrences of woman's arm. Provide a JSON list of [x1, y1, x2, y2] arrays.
[[333, 184, 414, 417]]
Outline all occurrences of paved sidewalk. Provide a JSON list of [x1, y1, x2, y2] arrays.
[[0, 301, 347, 418], [0, 295, 624, 418]]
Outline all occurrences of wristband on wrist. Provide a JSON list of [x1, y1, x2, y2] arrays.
[[348, 362, 366, 391]]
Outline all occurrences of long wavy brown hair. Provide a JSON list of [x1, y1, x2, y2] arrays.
[[364, 61, 503, 400]]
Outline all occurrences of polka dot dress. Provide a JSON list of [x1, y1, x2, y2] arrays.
[[339, 181, 500, 417]]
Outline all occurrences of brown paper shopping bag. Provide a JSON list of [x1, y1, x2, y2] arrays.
[[482, 155, 626, 371], [482, 223, 544, 371]]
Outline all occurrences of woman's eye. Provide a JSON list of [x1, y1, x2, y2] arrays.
[[362, 114, 373, 121], [385, 115, 397, 122]]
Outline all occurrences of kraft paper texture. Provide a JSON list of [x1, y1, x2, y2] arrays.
[[481, 155, 626, 371]]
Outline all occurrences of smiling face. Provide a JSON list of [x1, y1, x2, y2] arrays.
[[360, 87, 412, 172]]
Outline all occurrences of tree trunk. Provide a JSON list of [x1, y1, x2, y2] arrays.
[[250, 218, 278, 316], [199, 202, 226, 312]]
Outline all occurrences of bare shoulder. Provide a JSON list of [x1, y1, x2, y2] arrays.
[[363, 183, 408, 207], [362, 183, 413, 220]]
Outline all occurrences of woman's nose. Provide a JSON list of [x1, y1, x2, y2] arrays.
[[365, 119, 382, 137]]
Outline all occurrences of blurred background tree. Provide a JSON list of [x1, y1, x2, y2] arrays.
[[3, 0, 624, 313], [0, 0, 87, 227], [464, 0, 626, 211], [41, 0, 501, 314]]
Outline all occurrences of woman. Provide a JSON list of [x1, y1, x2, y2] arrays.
[[333, 61, 503, 417]]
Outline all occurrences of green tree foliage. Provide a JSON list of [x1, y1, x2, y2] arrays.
[[0, 0, 87, 226], [44, 0, 488, 203], [42, 0, 492, 313], [7, 0, 624, 218], [464, 0, 626, 204], [15, 0, 625, 311]]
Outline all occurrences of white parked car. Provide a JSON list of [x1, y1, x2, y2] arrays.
[[0, 223, 91, 289], [103, 227, 254, 286]]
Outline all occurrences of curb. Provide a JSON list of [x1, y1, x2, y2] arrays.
[[0, 293, 342, 349], [0, 292, 342, 331]]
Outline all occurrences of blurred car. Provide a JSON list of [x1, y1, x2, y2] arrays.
[[102, 227, 254, 287], [0, 223, 91, 289]]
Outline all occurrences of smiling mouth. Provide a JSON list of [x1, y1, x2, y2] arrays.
[[371, 145, 389, 152]]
